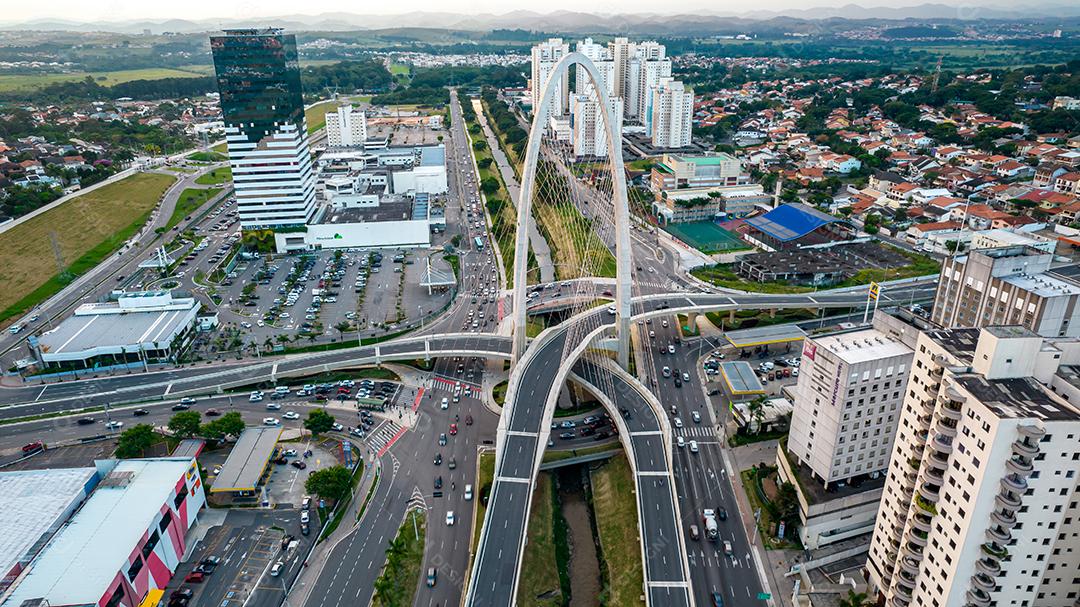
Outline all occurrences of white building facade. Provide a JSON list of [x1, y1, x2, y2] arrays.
[[646, 78, 693, 148], [530, 38, 570, 126], [325, 104, 367, 148]]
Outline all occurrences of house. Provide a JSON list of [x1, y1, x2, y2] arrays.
[[905, 220, 962, 248], [995, 160, 1032, 180], [1033, 162, 1068, 188], [934, 146, 964, 161], [1054, 172, 1080, 196]]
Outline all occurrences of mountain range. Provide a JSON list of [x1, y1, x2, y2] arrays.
[[3, 4, 1079, 34]]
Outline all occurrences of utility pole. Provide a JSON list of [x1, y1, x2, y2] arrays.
[[930, 56, 943, 94]]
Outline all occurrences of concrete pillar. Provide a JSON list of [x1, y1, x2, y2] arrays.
[[686, 312, 698, 331], [729, 310, 736, 323], [769, 308, 776, 318]]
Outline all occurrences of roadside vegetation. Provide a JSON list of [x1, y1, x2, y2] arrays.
[[194, 167, 231, 185], [165, 187, 222, 231], [590, 454, 644, 605], [372, 509, 427, 607], [517, 472, 564, 606], [0, 172, 175, 325]]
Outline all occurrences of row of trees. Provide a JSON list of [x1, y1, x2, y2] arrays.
[[301, 59, 393, 94], [480, 88, 528, 161]]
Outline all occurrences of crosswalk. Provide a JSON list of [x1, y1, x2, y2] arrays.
[[367, 420, 406, 456], [686, 547, 753, 570], [674, 426, 716, 439]]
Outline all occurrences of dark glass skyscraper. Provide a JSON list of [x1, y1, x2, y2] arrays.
[[210, 29, 316, 230]]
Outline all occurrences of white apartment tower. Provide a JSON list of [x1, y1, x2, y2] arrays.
[[530, 38, 570, 126], [788, 326, 914, 486], [325, 104, 367, 148], [866, 325, 1080, 607], [570, 94, 623, 159], [646, 78, 694, 148], [608, 37, 635, 112]]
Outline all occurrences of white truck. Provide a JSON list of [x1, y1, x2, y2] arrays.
[[702, 509, 719, 541]]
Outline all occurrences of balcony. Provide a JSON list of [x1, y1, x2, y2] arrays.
[[934, 420, 958, 440], [938, 402, 962, 420], [975, 557, 1001, 577], [986, 525, 1011, 543], [918, 482, 941, 503], [932, 433, 954, 454], [995, 491, 1021, 509], [1017, 424, 1045, 440], [924, 465, 944, 484], [982, 542, 1009, 560], [927, 449, 949, 469], [888, 596, 910, 607], [967, 588, 992, 607], [991, 509, 1017, 529], [915, 493, 939, 516], [907, 527, 929, 547], [910, 514, 932, 533], [1001, 473, 1027, 493], [1007, 455, 1033, 476], [1012, 439, 1038, 458], [971, 572, 996, 592], [914, 430, 929, 446], [900, 556, 921, 576], [901, 541, 924, 562], [893, 581, 914, 602]]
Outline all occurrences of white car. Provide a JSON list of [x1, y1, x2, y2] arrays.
[[689, 440, 699, 453], [464, 484, 474, 500], [691, 411, 701, 424], [283, 411, 300, 420], [677, 436, 685, 448], [263, 417, 280, 426], [249, 394, 264, 403], [265, 403, 281, 410], [674, 417, 683, 428], [667, 344, 675, 354], [446, 511, 456, 526], [106, 420, 123, 430], [270, 561, 284, 577], [440, 397, 449, 410]]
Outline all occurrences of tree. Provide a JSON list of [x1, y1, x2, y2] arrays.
[[304, 409, 336, 435], [115, 424, 157, 458], [334, 321, 351, 339], [747, 396, 767, 433], [480, 176, 500, 195], [168, 411, 202, 438], [477, 157, 493, 169], [201, 411, 245, 440], [774, 482, 800, 529], [305, 465, 352, 502], [839, 590, 871, 607]]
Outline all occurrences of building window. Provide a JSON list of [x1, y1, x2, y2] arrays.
[[105, 587, 125, 607], [142, 530, 160, 559], [159, 510, 174, 533], [127, 556, 143, 582], [174, 484, 189, 510]]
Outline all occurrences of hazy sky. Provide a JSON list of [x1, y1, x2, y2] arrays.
[[7, 0, 967, 23]]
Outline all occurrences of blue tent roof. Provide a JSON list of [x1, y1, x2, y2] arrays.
[[745, 203, 845, 242]]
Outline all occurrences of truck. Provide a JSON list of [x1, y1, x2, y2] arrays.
[[702, 509, 719, 541]]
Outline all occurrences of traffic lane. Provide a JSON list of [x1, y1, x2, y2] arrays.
[[638, 474, 686, 583], [506, 333, 566, 433], [649, 586, 692, 607], [496, 433, 538, 479], [469, 480, 528, 607]]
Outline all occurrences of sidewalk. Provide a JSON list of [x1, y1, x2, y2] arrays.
[[728, 439, 800, 607]]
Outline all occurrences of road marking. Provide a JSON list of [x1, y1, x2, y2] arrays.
[[163, 383, 173, 396], [377, 426, 407, 457], [495, 476, 530, 484], [412, 387, 424, 412], [505, 430, 538, 437], [637, 471, 669, 477], [646, 581, 690, 588], [630, 430, 662, 436], [34, 385, 47, 401]]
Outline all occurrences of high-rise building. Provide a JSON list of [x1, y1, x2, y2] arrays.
[[621, 42, 670, 121], [788, 326, 914, 487], [325, 104, 367, 148], [574, 38, 616, 100], [865, 324, 1080, 607], [570, 94, 622, 159], [932, 245, 1080, 337], [530, 38, 570, 125], [607, 37, 635, 112], [646, 78, 693, 148], [211, 29, 316, 230]]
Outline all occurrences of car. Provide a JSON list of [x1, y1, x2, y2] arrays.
[[76, 417, 95, 425], [677, 436, 685, 448], [723, 540, 733, 556], [270, 561, 284, 577], [689, 440, 699, 453], [205, 408, 221, 416], [249, 394, 263, 403], [691, 411, 701, 423], [711, 591, 724, 607], [449, 423, 458, 435], [180, 397, 197, 406], [170, 588, 193, 600], [668, 344, 675, 354], [682, 372, 691, 382], [133, 409, 149, 416], [464, 484, 474, 500], [300, 511, 310, 524], [184, 572, 205, 583], [282, 448, 297, 457], [661, 319, 669, 328], [673, 417, 683, 428], [689, 524, 701, 541], [171, 403, 190, 411], [662, 366, 671, 378], [446, 511, 456, 526], [440, 397, 449, 410], [201, 556, 221, 568], [434, 453, 442, 466], [427, 567, 438, 587], [674, 376, 682, 388], [106, 420, 123, 430], [559, 431, 575, 440], [465, 415, 473, 426], [265, 403, 281, 410], [439, 433, 447, 446], [448, 457, 457, 470], [560, 420, 576, 429], [718, 508, 728, 521], [21, 441, 45, 453], [283, 411, 300, 420], [263, 417, 280, 426]]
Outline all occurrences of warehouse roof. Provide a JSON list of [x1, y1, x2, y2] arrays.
[[724, 324, 807, 348], [211, 426, 282, 493], [745, 203, 847, 242]]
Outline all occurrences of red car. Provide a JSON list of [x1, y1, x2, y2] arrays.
[[449, 423, 458, 435], [205, 408, 221, 417], [184, 572, 205, 583], [22, 441, 45, 454]]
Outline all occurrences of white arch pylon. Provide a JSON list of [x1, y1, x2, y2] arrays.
[[510, 51, 634, 369]]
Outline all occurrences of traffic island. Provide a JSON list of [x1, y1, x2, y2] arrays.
[[371, 509, 427, 607]]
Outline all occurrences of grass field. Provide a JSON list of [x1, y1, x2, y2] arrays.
[[533, 202, 617, 280], [0, 67, 211, 92], [187, 150, 226, 162], [195, 167, 232, 185], [472, 452, 496, 553], [0, 172, 175, 324], [166, 187, 222, 231], [305, 100, 340, 134], [663, 221, 749, 254], [517, 472, 563, 606], [371, 509, 427, 606], [591, 454, 644, 606]]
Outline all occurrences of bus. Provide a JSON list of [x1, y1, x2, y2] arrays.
[[474, 236, 484, 250]]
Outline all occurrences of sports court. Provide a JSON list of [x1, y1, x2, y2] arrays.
[[663, 221, 747, 254]]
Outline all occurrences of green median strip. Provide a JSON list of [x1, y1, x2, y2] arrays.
[[372, 509, 427, 607]]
